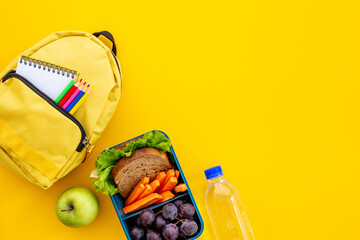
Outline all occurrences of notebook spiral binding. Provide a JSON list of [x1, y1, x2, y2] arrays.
[[20, 56, 77, 78]]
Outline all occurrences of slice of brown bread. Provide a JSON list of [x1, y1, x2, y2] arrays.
[[112, 147, 173, 198]]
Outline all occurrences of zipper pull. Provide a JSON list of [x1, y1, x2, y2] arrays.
[[83, 136, 95, 153], [82, 137, 93, 152], [82, 136, 89, 146], [82, 137, 96, 163]]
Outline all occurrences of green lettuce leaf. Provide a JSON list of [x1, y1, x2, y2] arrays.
[[92, 131, 172, 195]]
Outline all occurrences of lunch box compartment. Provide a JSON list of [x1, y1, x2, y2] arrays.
[[122, 194, 203, 238], [106, 131, 204, 240]]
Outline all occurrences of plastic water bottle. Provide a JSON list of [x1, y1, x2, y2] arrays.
[[205, 166, 255, 240]]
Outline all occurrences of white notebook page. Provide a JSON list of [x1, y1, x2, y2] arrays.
[[16, 59, 73, 101]]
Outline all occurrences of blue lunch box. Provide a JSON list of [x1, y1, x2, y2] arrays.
[[104, 130, 204, 239]]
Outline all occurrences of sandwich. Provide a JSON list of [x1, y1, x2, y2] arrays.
[[93, 131, 173, 197]]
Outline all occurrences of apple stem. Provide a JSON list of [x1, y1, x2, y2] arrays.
[[61, 206, 74, 212]]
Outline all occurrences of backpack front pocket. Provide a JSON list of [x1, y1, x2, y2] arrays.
[[0, 72, 88, 183]]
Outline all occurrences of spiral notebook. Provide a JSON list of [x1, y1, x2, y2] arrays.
[[16, 56, 78, 101]]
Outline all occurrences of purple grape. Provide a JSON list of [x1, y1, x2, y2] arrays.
[[179, 230, 186, 238], [155, 214, 168, 230], [162, 223, 179, 240], [178, 203, 195, 219], [162, 203, 178, 221], [130, 226, 145, 240], [139, 209, 155, 227], [146, 229, 162, 240], [173, 199, 185, 208], [180, 220, 198, 236]]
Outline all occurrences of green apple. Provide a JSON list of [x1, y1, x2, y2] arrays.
[[56, 187, 99, 228]]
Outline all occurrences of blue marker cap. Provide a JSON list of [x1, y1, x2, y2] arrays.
[[204, 166, 223, 180]]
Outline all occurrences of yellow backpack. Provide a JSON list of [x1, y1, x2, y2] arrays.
[[0, 31, 121, 189]]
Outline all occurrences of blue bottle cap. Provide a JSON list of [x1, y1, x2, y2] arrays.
[[204, 166, 223, 180]]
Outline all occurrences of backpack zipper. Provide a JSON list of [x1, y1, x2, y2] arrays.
[[2, 71, 87, 152]]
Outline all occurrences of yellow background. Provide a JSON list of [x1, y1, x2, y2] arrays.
[[0, 0, 359, 239]]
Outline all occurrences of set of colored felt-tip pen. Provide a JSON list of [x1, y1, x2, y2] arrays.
[[55, 75, 93, 115]]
